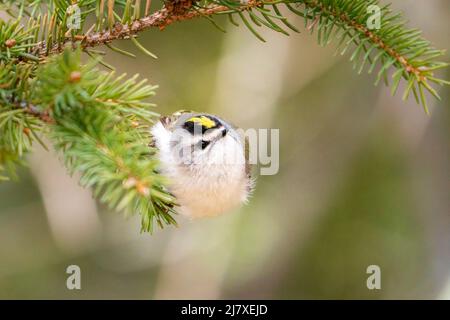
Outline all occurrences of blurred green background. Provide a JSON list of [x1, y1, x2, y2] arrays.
[[0, 0, 449, 299]]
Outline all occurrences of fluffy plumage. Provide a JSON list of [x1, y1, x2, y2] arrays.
[[151, 112, 252, 218]]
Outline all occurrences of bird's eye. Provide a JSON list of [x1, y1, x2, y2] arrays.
[[201, 140, 210, 149]]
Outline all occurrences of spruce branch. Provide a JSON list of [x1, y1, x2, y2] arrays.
[[32, 1, 254, 58], [34, 49, 178, 232], [0, 60, 46, 180], [2, 0, 446, 111], [205, 0, 449, 112], [1, 0, 449, 232]]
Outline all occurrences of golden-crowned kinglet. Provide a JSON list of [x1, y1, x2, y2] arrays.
[[151, 111, 253, 218]]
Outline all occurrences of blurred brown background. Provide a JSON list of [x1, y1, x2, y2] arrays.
[[0, 0, 449, 299]]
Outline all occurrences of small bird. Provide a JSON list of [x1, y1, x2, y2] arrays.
[[150, 111, 253, 218]]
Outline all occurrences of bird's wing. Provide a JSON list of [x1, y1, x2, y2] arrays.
[[160, 110, 194, 131]]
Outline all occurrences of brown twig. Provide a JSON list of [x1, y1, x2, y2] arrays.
[[21, 103, 54, 124], [34, 1, 261, 59]]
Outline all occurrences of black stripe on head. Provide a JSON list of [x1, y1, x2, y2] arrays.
[[182, 115, 220, 135]]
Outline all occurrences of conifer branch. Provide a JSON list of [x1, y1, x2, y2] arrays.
[[0, 0, 448, 232], [32, 1, 256, 58], [33, 49, 178, 232], [2, 0, 447, 111]]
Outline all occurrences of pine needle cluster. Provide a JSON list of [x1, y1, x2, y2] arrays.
[[0, 0, 448, 232]]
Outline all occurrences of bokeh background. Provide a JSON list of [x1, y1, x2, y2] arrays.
[[0, 0, 449, 299]]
